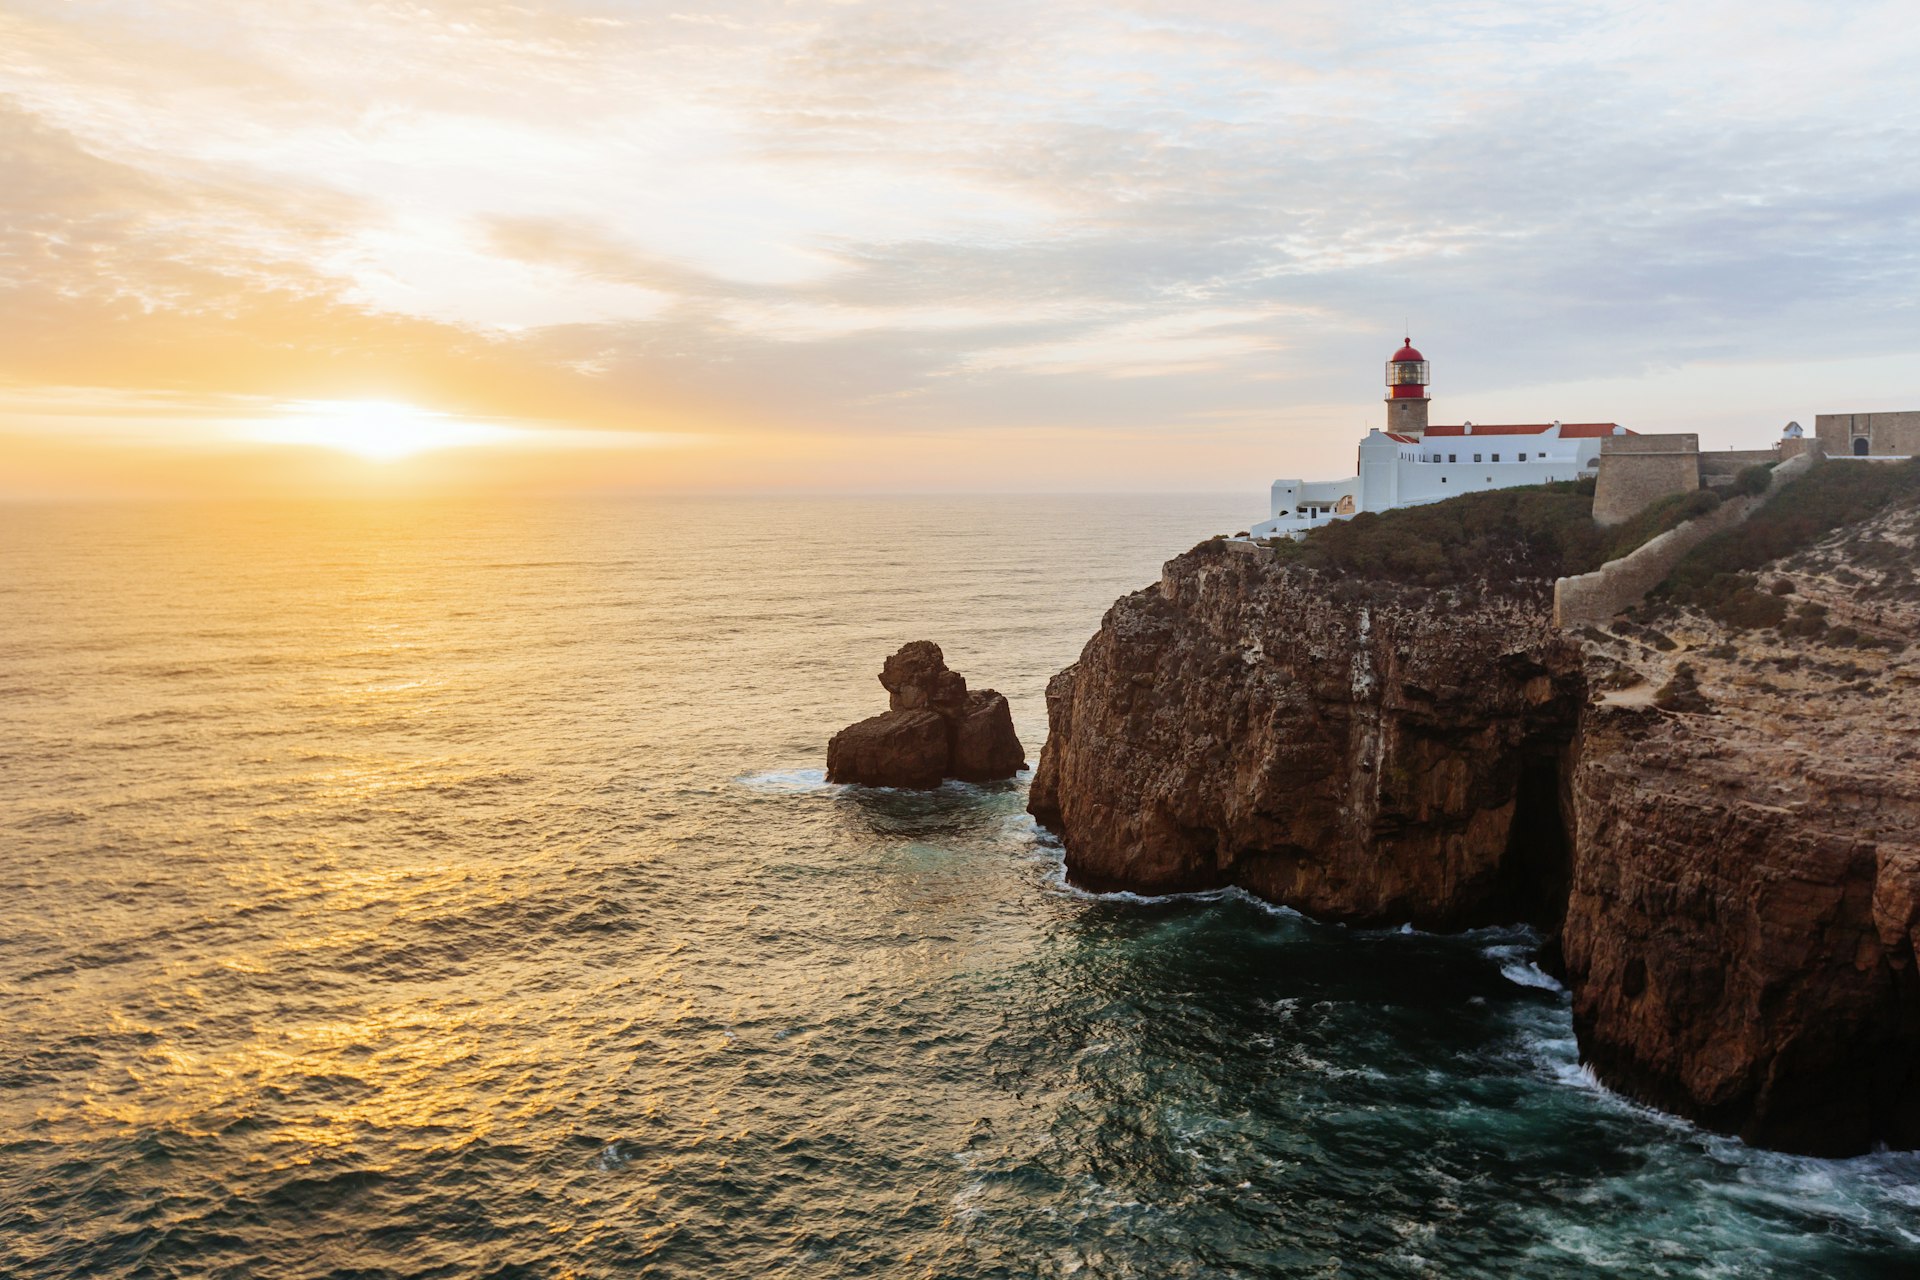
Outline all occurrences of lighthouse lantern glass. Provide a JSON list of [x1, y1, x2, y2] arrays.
[[1387, 360, 1429, 386]]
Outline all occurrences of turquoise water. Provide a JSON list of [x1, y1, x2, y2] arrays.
[[2, 494, 1917, 1278]]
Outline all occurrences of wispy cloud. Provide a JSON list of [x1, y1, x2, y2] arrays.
[[1, 0, 1916, 491]]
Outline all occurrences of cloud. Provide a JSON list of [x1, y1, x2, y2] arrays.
[[1, 0, 1916, 490]]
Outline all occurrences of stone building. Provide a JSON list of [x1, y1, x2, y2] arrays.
[[1815, 411, 1920, 458], [1590, 434, 1783, 525], [1246, 340, 1888, 538], [1591, 435, 1701, 525]]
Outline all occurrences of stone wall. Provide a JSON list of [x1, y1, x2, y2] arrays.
[[1816, 411, 1920, 457], [1591, 434, 1701, 525], [1699, 449, 1780, 486], [1554, 451, 1818, 628]]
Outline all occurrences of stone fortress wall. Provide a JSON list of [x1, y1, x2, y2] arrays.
[[1590, 434, 1701, 525], [1817, 411, 1920, 458], [1698, 449, 1783, 484], [1554, 450, 1819, 629], [1593, 434, 1791, 528]]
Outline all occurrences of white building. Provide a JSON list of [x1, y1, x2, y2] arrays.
[[1251, 339, 1629, 539]]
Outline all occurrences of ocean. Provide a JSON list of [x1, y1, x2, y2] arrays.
[[3, 493, 1917, 1279]]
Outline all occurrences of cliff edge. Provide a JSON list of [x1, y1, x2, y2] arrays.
[[1031, 464, 1920, 1153], [1029, 542, 1581, 929], [1565, 479, 1920, 1154]]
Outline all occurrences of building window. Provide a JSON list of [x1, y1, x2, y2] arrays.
[[1448, 454, 1457, 463], [1855, 437, 1870, 456], [1441, 476, 1447, 484], [1491, 453, 1501, 462], [1519, 452, 1528, 461], [1474, 453, 1482, 462]]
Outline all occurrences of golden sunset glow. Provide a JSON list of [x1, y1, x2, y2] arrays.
[[1, 2, 1915, 498], [247, 402, 519, 462]]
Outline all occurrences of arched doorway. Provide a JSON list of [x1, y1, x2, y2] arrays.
[[1854, 436, 1871, 456]]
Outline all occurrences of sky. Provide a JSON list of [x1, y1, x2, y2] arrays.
[[1, 0, 1916, 497]]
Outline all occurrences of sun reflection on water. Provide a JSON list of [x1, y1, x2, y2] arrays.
[[6, 495, 1918, 1278]]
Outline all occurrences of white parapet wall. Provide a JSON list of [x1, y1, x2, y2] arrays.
[[1553, 451, 1819, 630]]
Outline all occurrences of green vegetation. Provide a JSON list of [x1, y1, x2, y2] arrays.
[[1657, 458, 1920, 628], [1599, 488, 1721, 563], [1232, 456, 1915, 600], [1734, 461, 1777, 497], [1260, 479, 1603, 586], [1780, 600, 1828, 638]]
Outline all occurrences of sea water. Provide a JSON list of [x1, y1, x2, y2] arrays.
[[2, 494, 1917, 1278]]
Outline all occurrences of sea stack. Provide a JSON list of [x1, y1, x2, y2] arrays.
[[827, 641, 1025, 787]]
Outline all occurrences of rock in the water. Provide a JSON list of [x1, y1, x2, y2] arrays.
[[825, 708, 949, 789], [827, 642, 1025, 788], [949, 690, 1025, 781], [881, 640, 968, 714]]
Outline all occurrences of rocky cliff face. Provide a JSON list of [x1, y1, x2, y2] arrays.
[[1563, 497, 1920, 1155], [1029, 541, 1584, 929], [1032, 497, 1920, 1154]]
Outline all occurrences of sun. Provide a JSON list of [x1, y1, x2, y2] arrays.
[[250, 400, 517, 461]]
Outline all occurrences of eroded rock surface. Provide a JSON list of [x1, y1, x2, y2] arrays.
[[1564, 497, 1920, 1154], [826, 708, 950, 790], [1029, 541, 1583, 928], [1031, 487, 1920, 1153], [828, 641, 1025, 788]]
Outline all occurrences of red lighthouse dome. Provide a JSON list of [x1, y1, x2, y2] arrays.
[[1384, 335, 1431, 436], [1386, 337, 1429, 400]]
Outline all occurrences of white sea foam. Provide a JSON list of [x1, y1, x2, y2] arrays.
[[735, 768, 837, 792], [1498, 960, 1564, 991], [1034, 852, 1304, 921]]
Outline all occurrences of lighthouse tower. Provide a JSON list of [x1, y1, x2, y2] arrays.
[[1385, 338, 1430, 438]]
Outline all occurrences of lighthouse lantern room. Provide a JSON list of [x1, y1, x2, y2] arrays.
[[1385, 338, 1431, 437]]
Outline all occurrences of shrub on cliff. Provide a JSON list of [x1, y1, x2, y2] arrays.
[[1780, 600, 1829, 639], [1711, 580, 1790, 630], [1265, 480, 1602, 586], [1734, 462, 1777, 497], [1601, 488, 1721, 562], [1658, 458, 1920, 615]]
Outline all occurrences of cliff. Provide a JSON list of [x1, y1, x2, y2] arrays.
[[1029, 542, 1582, 929], [1032, 467, 1920, 1153], [1564, 486, 1920, 1154]]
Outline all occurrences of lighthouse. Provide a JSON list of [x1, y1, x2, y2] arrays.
[[1385, 338, 1430, 438], [1246, 338, 1632, 540]]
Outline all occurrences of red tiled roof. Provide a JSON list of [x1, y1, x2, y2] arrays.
[[1385, 432, 1420, 443], [1422, 422, 1627, 438]]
